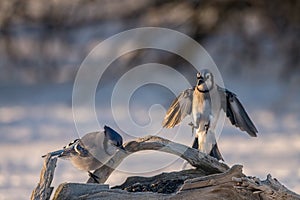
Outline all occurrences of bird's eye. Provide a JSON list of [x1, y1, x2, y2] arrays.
[[68, 139, 76, 146], [205, 74, 211, 79], [65, 139, 79, 148]]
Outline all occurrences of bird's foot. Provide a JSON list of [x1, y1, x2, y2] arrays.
[[188, 122, 197, 136], [204, 123, 210, 133], [118, 145, 126, 152], [88, 171, 100, 183]]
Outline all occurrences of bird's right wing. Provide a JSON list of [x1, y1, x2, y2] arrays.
[[162, 88, 194, 128]]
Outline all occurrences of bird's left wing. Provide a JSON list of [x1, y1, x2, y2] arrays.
[[218, 86, 258, 137], [162, 88, 194, 128], [104, 125, 123, 147]]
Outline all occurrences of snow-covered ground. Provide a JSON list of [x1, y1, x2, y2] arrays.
[[0, 76, 299, 199]]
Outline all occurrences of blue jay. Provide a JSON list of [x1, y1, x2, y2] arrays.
[[162, 69, 257, 161], [42, 125, 125, 182]]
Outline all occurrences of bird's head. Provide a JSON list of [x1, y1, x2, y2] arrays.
[[196, 69, 214, 92], [60, 139, 88, 157]]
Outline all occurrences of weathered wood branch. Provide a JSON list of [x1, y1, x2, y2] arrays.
[[112, 168, 209, 193], [32, 135, 300, 200], [54, 164, 300, 200], [31, 155, 57, 200], [233, 174, 300, 200], [53, 183, 109, 200], [87, 135, 229, 183]]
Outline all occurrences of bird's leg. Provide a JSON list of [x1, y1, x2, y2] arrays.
[[204, 121, 210, 134], [117, 146, 127, 154], [188, 122, 197, 136], [88, 171, 100, 183]]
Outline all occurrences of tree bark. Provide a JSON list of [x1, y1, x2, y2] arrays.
[[87, 135, 229, 183], [32, 135, 300, 200], [53, 164, 300, 200], [31, 155, 57, 200]]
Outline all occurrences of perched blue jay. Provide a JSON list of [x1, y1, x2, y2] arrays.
[[42, 125, 124, 182], [162, 69, 257, 161]]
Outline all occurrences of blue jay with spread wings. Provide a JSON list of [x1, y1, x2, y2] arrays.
[[162, 69, 257, 161]]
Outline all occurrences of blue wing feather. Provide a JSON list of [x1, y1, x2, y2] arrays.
[[104, 125, 123, 147]]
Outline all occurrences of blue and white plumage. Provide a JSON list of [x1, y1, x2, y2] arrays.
[[42, 125, 124, 182], [162, 69, 258, 161]]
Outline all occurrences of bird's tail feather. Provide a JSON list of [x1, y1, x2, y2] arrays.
[[209, 143, 224, 161], [192, 137, 199, 149]]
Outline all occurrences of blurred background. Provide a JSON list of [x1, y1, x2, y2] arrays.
[[0, 0, 299, 199]]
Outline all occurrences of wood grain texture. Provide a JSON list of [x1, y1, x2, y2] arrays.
[[32, 136, 300, 200], [31, 154, 57, 200], [87, 135, 229, 183]]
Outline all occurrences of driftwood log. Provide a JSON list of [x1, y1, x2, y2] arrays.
[[31, 136, 300, 200], [87, 135, 229, 183], [31, 155, 57, 200]]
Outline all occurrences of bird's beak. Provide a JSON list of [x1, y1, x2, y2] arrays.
[[197, 76, 205, 85]]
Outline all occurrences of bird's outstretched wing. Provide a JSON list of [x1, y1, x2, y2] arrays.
[[209, 143, 224, 161], [162, 88, 194, 128], [218, 86, 258, 137]]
